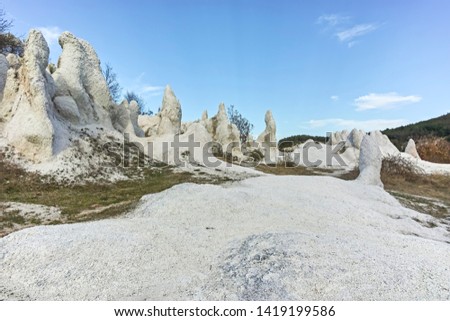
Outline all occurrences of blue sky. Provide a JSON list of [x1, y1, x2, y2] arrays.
[[4, 0, 450, 138]]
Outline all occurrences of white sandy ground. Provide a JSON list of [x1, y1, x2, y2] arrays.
[[1, 175, 449, 300], [0, 202, 61, 222], [286, 141, 450, 175]]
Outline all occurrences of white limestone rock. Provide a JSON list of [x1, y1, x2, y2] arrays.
[[138, 114, 160, 137], [215, 103, 241, 150], [370, 130, 400, 157], [357, 134, 383, 188], [0, 54, 8, 100], [346, 129, 365, 149], [0, 54, 21, 119], [52, 31, 113, 127], [257, 110, 277, 145], [329, 130, 349, 145], [53, 96, 81, 124], [2, 30, 55, 161], [128, 100, 145, 137], [5, 53, 20, 68], [256, 110, 277, 164], [201, 110, 208, 121], [156, 85, 182, 136], [405, 138, 421, 160], [110, 100, 145, 137]]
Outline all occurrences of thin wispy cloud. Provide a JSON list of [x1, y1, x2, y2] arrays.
[[330, 95, 339, 101], [354, 92, 422, 111], [36, 26, 62, 46], [317, 14, 350, 27], [336, 24, 378, 43], [307, 118, 408, 131], [124, 74, 164, 97], [316, 14, 379, 47], [142, 85, 164, 93]]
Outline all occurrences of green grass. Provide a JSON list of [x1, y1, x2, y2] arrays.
[[0, 210, 26, 229], [0, 155, 228, 236]]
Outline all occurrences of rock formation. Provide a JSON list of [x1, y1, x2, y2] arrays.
[[356, 134, 383, 187], [1, 30, 56, 161], [0, 29, 145, 171], [0, 54, 8, 100], [330, 130, 349, 145], [52, 31, 113, 127], [405, 138, 421, 159], [346, 128, 365, 149], [111, 100, 144, 137], [200, 103, 241, 152], [257, 110, 276, 145], [370, 130, 399, 157], [156, 85, 182, 136]]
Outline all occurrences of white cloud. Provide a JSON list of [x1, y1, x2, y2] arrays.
[[36, 26, 62, 46], [317, 14, 350, 27], [336, 24, 378, 42], [307, 118, 408, 131], [316, 14, 379, 47], [142, 85, 164, 93], [330, 95, 339, 101], [354, 92, 422, 111]]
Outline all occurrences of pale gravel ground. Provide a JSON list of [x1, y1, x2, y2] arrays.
[[1, 175, 449, 300]]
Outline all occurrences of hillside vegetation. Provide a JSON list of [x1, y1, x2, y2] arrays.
[[383, 113, 450, 149], [278, 134, 326, 149], [383, 113, 450, 163]]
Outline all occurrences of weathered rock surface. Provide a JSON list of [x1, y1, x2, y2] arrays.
[[405, 138, 421, 159], [357, 134, 383, 187], [0, 54, 8, 100], [370, 130, 400, 157], [156, 85, 182, 136], [1, 30, 55, 161], [257, 110, 276, 145], [201, 103, 241, 152], [329, 130, 350, 145], [52, 31, 113, 127], [346, 128, 365, 149], [138, 114, 160, 137]]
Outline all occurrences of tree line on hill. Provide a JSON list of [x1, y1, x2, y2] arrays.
[[382, 113, 450, 150]]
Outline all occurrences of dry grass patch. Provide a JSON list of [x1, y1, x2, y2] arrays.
[[256, 162, 335, 176], [380, 156, 450, 218], [416, 137, 450, 164], [0, 153, 229, 236]]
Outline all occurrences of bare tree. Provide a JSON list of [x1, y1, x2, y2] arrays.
[[227, 105, 254, 144], [124, 91, 153, 115], [102, 63, 122, 102], [0, 8, 24, 56]]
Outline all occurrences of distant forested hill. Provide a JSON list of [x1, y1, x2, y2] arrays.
[[383, 113, 450, 149], [278, 134, 326, 149]]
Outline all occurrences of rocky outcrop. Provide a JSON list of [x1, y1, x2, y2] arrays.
[[0, 29, 145, 169], [405, 138, 420, 159], [138, 114, 160, 137], [330, 130, 349, 145], [357, 134, 383, 187], [257, 110, 276, 145], [202, 103, 241, 154], [0, 54, 8, 100], [52, 31, 113, 127], [1, 30, 55, 161], [370, 130, 399, 157], [201, 110, 208, 121], [156, 85, 182, 136], [110, 100, 144, 137], [346, 128, 365, 149]]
